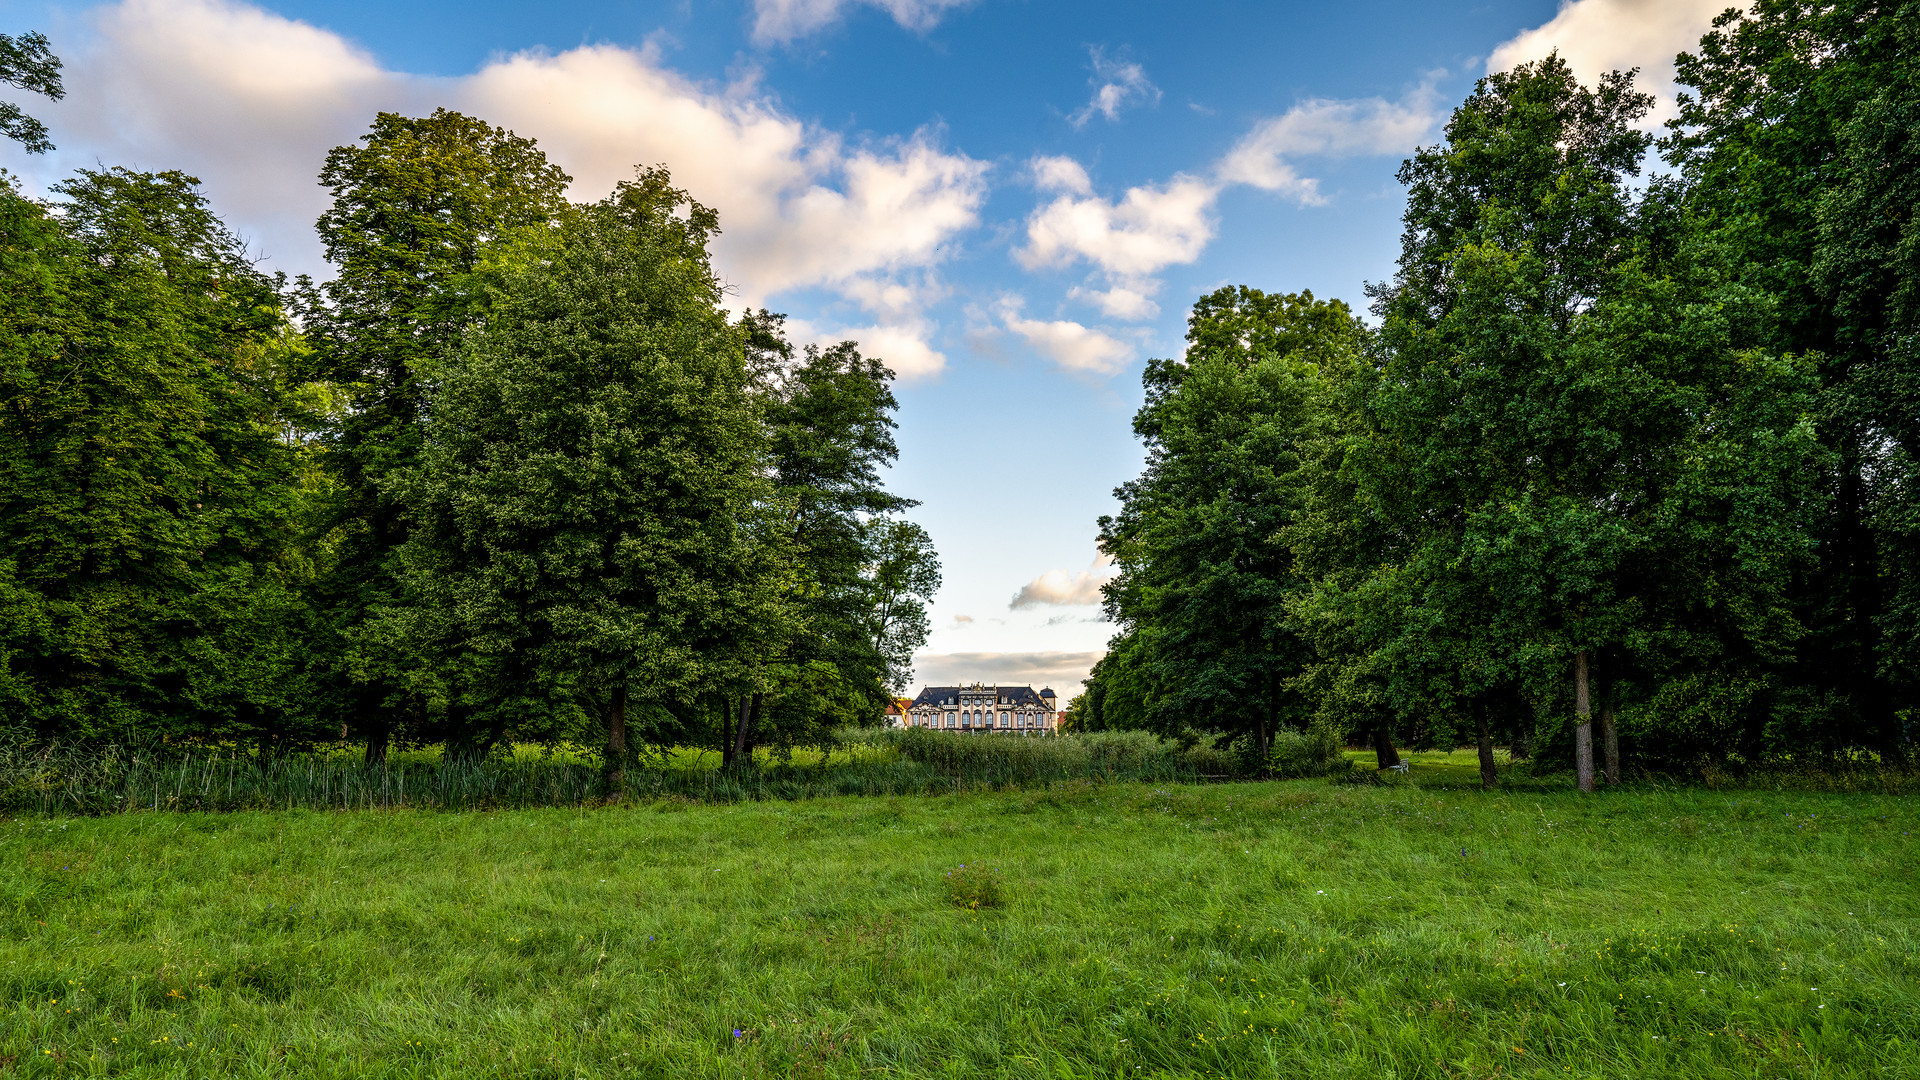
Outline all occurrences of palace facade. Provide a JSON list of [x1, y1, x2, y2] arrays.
[[898, 682, 1059, 734]]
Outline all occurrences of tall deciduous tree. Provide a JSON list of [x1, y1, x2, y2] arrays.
[[1097, 287, 1364, 761], [1667, 0, 1920, 759], [0, 169, 315, 744], [392, 168, 791, 790], [1348, 55, 1821, 786], [301, 109, 571, 762]]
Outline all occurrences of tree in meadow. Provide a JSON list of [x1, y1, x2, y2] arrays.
[[1666, 0, 1920, 761], [1098, 287, 1365, 761], [300, 109, 571, 763], [0, 169, 319, 745], [724, 318, 939, 765], [391, 168, 792, 790], [1348, 55, 1821, 787]]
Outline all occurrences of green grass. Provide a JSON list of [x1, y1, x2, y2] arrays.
[[3, 780, 1917, 1078]]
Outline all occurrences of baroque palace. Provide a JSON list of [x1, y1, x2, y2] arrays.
[[889, 682, 1060, 734]]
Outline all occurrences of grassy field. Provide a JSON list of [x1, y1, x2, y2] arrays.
[[2, 774, 1916, 1078]]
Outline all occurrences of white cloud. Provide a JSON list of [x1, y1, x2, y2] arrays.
[[13, 0, 986, 368], [1014, 160, 1214, 325], [1017, 167, 1218, 279], [1488, 0, 1743, 123], [997, 300, 1133, 376], [1068, 47, 1160, 129], [1216, 87, 1441, 204], [463, 48, 989, 304], [1069, 282, 1158, 320], [749, 0, 975, 44], [1031, 154, 1094, 196], [1011, 554, 1117, 608]]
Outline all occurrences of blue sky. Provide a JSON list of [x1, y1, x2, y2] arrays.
[[0, 0, 1730, 697]]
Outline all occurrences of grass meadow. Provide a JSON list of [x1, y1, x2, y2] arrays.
[[2, 760, 1916, 1079]]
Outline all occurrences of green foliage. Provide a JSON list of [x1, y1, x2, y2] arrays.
[[300, 109, 574, 760], [0, 30, 63, 153], [0, 783, 1913, 1077], [0, 170, 319, 745], [1096, 287, 1364, 752], [1266, 723, 1350, 779], [393, 167, 788, 778], [1666, 0, 1920, 756]]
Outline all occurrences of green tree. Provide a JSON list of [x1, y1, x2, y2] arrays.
[[392, 168, 791, 790], [0, 31, 63, 153], [722, 314, 938, 765], [1665, 0, 1920, 759], [0, 169, 316, 744], [300, 109, 571, 762], [1348, 56, 1821, 787], [1098, 287, 1365, 761]]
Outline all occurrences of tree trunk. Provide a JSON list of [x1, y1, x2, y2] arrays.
[[1372, 725, 1401, 770], [1476, 710, 1497, 789], [1601, 696, 1620, 786], [604, 685, 628, 794], [730, 691, 762, 769], [1574, 649, 1595, 793], [744, 692, 764, 762]]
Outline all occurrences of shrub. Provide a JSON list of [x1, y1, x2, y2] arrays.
[[1268, 724, 1350, 778], [944, 863, 1004, 910]]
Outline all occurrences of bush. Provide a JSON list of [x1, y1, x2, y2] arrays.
[[1267, 724, 1351, 778], [944, 863, 1004, 909]]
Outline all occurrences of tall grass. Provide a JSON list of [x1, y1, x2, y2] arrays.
[[0, 729, 1245, 815]]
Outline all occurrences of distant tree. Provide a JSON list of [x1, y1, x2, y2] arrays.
[[300, 109, 571, 763], [0, 31, 63, 153]]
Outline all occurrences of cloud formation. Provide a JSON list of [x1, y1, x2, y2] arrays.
[[1016, 156, 1215, 324], [1217, 87, 1441, 204], [1069, 47, 1160, 128], [1488, 0, 1741, 122], [997, 300, 1135, 376], [749, 0, 975, 44], [1010, 554, 1117, 608], [21, 0, 984, 379]]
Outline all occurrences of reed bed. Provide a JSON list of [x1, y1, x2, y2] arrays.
[[0, 729, 1244, 815]]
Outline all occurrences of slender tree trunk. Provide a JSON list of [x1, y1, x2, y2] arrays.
[[1372, 726, 1401, 770], [743, 692, 764, 763], [1601, 692, 1620, 786], [730, 692, 760, 769], [604, 685, 628, 794], [1574, 650, 1595, 793], [1476, 711, 1497, 789]]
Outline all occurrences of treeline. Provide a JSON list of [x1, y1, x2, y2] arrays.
[[0, 95, 938, 776], [1076, 2, 1919, 785]]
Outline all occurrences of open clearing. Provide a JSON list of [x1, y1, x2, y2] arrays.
[[3, 778, 1916, 1079]]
